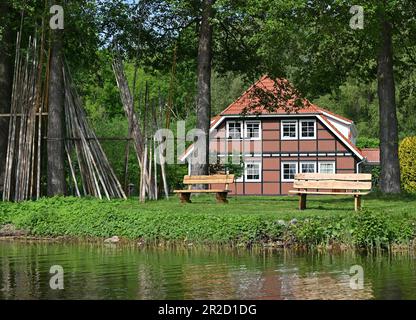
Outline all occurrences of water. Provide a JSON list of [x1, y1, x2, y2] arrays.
[[0, 241, 415, 300]]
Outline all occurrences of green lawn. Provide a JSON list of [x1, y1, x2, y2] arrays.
[[1, 193, 416, 248], [117, 193, 416, 218]]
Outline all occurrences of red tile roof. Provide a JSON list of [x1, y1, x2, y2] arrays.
[[221, 75, 319, 116], [361, 148, 380, 163], [210, 115, 222, 127]]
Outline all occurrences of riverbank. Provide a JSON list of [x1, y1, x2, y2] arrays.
[[0, 194, 415, 250]]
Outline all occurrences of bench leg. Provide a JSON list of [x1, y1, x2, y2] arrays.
[[299, 194, 307, 210], [179, 193, 192, 204], [216, 192, 228, 204], [354, 195, 361, 211]]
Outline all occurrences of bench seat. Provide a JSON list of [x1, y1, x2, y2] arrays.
[[174, 189, 230, 194], [174, 174, 234, 203], [289, 173, 372, 211], [288, 190, 370, 196]]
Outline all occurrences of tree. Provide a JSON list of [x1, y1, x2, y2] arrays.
[[377, 6, 400, 193], [0, 2, 15, 194], [192, 0, 215, 176], [47, 1, 66, 196]]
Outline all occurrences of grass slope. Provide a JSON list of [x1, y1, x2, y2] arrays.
[[0, 194, 415, 248]]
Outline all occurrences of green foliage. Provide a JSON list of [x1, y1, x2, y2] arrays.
[[210, 155, 245, 180], [211, 71, 249, 115], [0, 197, 284, 245], [349, 210, 391, 248], [356, 137, 380, 149], [370, 165, 381, 189], [399, 136, 416, 193], [289, 217, 348, 246], [350, 210, 415, 248], [1, 195, 416, 249]]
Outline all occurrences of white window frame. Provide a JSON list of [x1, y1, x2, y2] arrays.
[[226, 121, 243, 140], [281, 120, 298, 140], [318, 161, 336, 174], [244, 161, 262, 182], [244, 120, 262, 140], [281, 162, 298, 182], [299, 161, 316, 173], [299, 119, 316, 140]]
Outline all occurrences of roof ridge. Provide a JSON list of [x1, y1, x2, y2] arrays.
[[314, 105, 353, 123], [220, 75, 269, 115]]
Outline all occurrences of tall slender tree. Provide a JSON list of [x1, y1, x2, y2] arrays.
[[0, 2, 15, 194], [47, 1, 66, 196], [191, 0, 215, 176], [377, 7, 401, 193]]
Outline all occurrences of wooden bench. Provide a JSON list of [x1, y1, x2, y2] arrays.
[[174, 174, 234, 204], [289, 173, 372, 211]]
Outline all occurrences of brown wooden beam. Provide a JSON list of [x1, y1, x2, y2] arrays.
[[299, 194, 307, 210], [354, 195, 362, 212]]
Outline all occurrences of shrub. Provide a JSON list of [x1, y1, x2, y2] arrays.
[[350, 210, 390, 247], [288, 217, 349, 246], [356, 137, 379, 149], [399, 136, 416, 193]]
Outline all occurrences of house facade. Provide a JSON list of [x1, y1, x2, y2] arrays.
[[181, 76, 371, 196]]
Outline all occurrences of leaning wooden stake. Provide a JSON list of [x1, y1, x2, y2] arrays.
[[112, 57, 145, 168], [63, 64, 127, 200], [156, 90, 169, 199]]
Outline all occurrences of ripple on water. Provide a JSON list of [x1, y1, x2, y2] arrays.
[[0, 242, 415, 300]]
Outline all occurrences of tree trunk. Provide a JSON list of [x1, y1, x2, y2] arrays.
[[47, 23, 66, 196], [191, 0, 214, 178], [377, 18, 401, 194], [0, 3, 14, 195]]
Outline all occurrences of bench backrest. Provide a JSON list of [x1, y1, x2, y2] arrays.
[[183, 175, 235, 189], [293, 173, 372, 191]]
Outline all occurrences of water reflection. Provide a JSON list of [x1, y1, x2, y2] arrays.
[[0, 242, 415, 300]]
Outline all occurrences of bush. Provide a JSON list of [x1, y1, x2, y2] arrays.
[[350, 210, 415, 247], [399, 136, 416, 193], [356, 137, 380, 149], [350, 210, 390, 247]]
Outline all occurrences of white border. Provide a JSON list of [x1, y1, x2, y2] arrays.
[[244, 161, 262, 182], [316, 115, 363, 160], [226, 120, 243, 140], [244, 120, 262, 140], [318, 161, 336, 174], [281, 161, 298, 182], [299, 161, 316, 173], [281, 120, 298, 140], [299, 119, 316, 140], [320, 110, 352, 125]]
